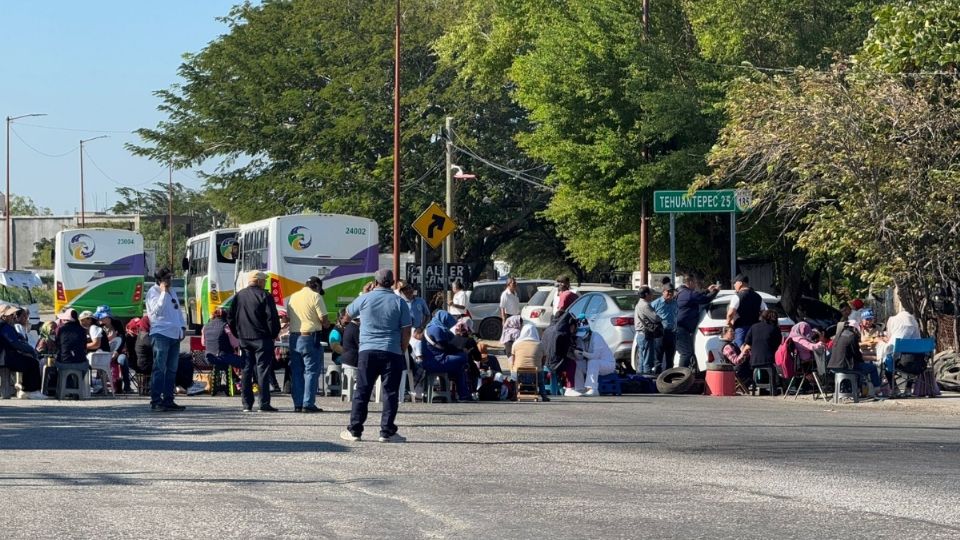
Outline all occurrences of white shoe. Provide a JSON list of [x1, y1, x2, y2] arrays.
[[18, 390, 47, 400], [563, 388, 582, 397], [378, 433, 407, 443], [339, 430, 361, 442], [582, 388, 598, 397], [186, 382, 207, 396]]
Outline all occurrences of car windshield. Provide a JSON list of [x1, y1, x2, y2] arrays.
[[527, 290, 549, 307], [611, 293, 639, 311]]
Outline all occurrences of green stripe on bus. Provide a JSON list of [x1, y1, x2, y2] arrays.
[[67, 276, 145, 319]]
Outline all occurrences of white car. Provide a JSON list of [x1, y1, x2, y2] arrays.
[[564, 290, 639, 365], [521, 284, 617, 330], [466, 279, 552, 339], [631, 290, 794, 372]]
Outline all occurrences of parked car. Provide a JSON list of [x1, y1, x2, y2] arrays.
[[521, 284, 618, 330], [0, 270, 43, 330], [795, 295, 842, 331], [631, 290, 795, 372], [467, 279, 552, 339], [564, 290, 639, 366]]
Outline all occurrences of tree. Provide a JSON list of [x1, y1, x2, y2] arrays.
[[858, 0, 960, 73], [8, 194, 53, 216], [31, 237, 54, 269], [700, 65, 960, 322]]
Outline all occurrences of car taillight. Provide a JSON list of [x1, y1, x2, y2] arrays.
[[779, 324, 792, 334], [132, 282, 143, 302], [270, 277, 283, 306], [56, 281, 66, 302], [611, 317, 633, 327], [530, 309, 543, 319], [699, 326, 723, 336]]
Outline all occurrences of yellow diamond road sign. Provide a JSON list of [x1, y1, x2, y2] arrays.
[[413, 202, 456, 250]]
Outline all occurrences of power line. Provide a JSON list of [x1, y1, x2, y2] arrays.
[[9, 126, 78, 158], [14, 122, 135, 135], [449, 141, 554, 192], [81, 147, 167, 188]]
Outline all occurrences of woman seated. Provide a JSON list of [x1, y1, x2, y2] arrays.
[[719, 326, 751, 389], [510, 324, 548, 400], [0, 304, 43, 399], [451, 317, 482, 394], [35, 320, 58, 358], [500, 315, 522, 358], [201, 308, 243, 368], [742, 310, 782, 393], [422, 310, 473, 401], [107, 317, 132, 393], [574, 318, 616, 397], [543, 312, 580, 396], [788, 321, 825, 375], [827, 317, 888, 397]]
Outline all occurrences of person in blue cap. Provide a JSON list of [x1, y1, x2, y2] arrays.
[[574, 317, 617, 397]]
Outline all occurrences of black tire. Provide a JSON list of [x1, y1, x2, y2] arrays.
[[656, 367, 695, 394], [479, 317, 502, 340]]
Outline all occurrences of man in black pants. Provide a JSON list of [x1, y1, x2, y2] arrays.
[[229, 270, 281, 412]]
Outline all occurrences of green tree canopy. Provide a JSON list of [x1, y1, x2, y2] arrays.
[[9, 194, 52, 216], [858, 0, 960, 73]]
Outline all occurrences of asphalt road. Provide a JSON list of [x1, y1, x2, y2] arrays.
[[2, 393, 959, 539]]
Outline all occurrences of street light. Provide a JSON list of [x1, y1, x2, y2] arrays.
[[79, 135, 108, 227], [5, 112, 47, 270]]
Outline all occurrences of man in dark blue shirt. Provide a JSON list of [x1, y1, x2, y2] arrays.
[[674, 275, 720, 369]]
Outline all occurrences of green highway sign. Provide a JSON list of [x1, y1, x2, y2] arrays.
[[653, 189, 752, 214]]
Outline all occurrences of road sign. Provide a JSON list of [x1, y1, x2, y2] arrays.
[[653, 189, 752, 214], [413, 202, 456, 250]]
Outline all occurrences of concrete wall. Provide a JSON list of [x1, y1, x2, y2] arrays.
[[0, 214, 142, 271]]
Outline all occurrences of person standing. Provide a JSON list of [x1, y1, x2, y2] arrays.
[[397, 281, 430, 332], [675, 274, 720, 369], [287, 276, 329, 413], [499, 277, 520, 323], [726, 274, 767, 347], [633, 286, 662, 376], [340, 269, 412, 443], [145, 268, 187, 412], [448, 279, 468, 319], [650, 284, 678, 373], [228, 270, 281, 413]]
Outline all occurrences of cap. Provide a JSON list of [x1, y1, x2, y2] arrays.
[[850, 299, 865, 310], [78, 310, 95, 321], [0, 304, 19, 317], [248, 270, 267, 284], [861, 308, 875, 321], [58, 308, 78, 322], [306, 276, 323, 289], [94, 305, 113, 320], [374, 268, 394, 287], [734, 274, 749, 284]]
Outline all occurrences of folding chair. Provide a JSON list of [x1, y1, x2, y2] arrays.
[[891, 337, 936, 397]]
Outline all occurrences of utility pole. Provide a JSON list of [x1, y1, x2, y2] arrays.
[[444, 116, 454, 303], [6, 113, 46, 269], [643, 0, 650, 37], [79, 135, 108, 228], [168, 164, 174, 271], [391, 0, 402, 280], [639, 1, 651, 283]]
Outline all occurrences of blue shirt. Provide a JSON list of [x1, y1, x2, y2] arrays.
[[676, 285, 717, 332], [346, 287, 412, 354], [406, 296, 431, 330], [650, 297, 678, 331]]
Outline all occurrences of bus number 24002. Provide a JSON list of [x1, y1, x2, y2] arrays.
[[345, 227, 366, 235]]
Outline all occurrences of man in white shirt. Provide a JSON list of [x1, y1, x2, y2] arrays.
[[448, 279, 468, 318], [145, 268, 187, 412], [499, 277, 520, 322]]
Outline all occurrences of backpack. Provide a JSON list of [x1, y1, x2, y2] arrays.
[[775, 338, 797, 379]]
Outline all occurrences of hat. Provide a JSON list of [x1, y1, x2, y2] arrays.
[[0, 304, 19, 317], [248, 270, 267, 284], [861, 308, 875, 321], [58, 308, 78, 322], [850, 299, 865, 310], [734, 274, 749, 284], [78, 310, 95, 321], [306, 276, 323, 289], [374, 268, 394, 287], [94, 305, 113, 320]]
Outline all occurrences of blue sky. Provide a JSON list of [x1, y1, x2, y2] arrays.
[[2, 1, 244, 214]]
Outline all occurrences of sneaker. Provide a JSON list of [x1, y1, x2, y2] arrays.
[[302, 405, 323, 413], [581, 388, 598, 397], [339, 430, 361, 442], [563, 388, 582, 397], [18, 390, 47, 400], [241, 407, 254, 413], [162, 403, 186, 412], [540, 395, 551, 402], [378, 433, 407, 443], [175, 386, 186, 395], [186, 382, 207, 396], [259, 405, 279, 412]]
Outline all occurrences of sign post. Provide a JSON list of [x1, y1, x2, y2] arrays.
[[653, 189, 751, 284]]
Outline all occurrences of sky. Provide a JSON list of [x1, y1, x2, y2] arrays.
[[1, 0, 245, 215]]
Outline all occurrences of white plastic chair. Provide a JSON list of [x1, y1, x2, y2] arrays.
[[88, 351, 115, 398]]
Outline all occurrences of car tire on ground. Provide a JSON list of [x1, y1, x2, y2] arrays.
[[656, 367, 695, 394], [479, 317, 503, 340]]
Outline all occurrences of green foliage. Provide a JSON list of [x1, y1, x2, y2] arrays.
[[683, 0, 881, 67], [9, 194, 52, 216], [858, 0, 960, 73], [30, 237, 54, 269]]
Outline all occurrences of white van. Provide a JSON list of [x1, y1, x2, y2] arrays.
[[0, 270, 44, 329]]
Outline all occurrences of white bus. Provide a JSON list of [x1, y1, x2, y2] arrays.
[[183, 228, 239, 329], [54, 228, 145, 319], [235, 214, 378, 314]]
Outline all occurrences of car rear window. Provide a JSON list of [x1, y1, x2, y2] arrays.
[[709, 299, 788, 319], [527, 290, 549, 307], [611, 293, 638, 311], [517, 283, 542, 303], [469, 285, 501, 304]]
